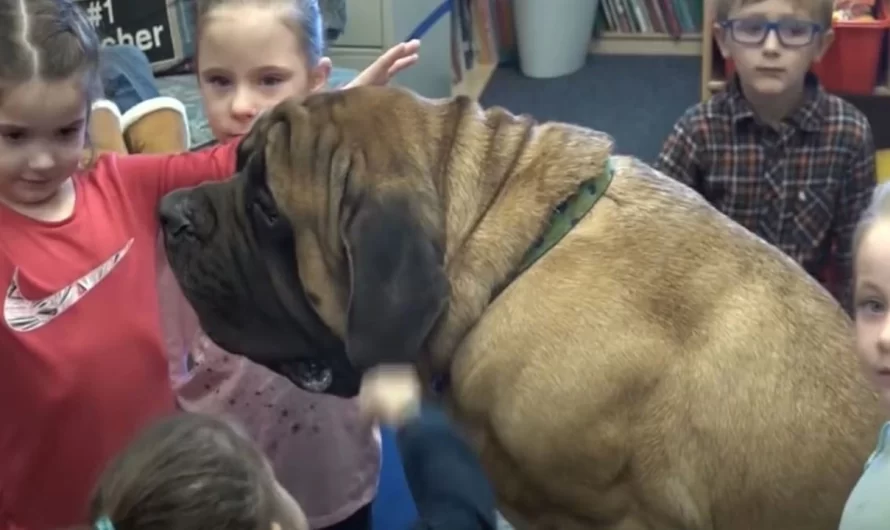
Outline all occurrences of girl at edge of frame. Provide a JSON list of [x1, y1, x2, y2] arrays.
[[838, 181, 890, 529]]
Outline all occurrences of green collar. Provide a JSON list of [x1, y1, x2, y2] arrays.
[[433, 159, 614, 395], [516, 157, 614, 274]]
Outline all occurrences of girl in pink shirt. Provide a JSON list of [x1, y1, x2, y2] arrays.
[[159, 1, 420, 528]]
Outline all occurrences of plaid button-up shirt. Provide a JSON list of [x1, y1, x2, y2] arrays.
[[655, 75, 875, 309]]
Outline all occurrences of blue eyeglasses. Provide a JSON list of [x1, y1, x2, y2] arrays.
[[721, 18, 823, 48]]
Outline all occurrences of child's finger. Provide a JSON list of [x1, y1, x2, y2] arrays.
[[402, 39, 421, 54], [380, 41, 413, 64], [388, 55, 420, 77]]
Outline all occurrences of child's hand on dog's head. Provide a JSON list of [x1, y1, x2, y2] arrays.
[[358, 364, 421, 428]]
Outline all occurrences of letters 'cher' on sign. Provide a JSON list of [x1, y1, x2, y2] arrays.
[[75, 0, 196, 73]]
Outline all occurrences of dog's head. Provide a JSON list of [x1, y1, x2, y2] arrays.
[[159, 87, 452, 397]]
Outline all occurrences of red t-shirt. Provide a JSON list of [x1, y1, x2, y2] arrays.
[[0, 143, 238, 530]]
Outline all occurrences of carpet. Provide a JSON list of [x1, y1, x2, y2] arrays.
[[480, 55, 702, 163]]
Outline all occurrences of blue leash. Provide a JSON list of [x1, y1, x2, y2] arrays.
[[405, 0, 452, 41]]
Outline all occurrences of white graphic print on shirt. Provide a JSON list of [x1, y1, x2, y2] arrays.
[[3, 238, 134, 332]]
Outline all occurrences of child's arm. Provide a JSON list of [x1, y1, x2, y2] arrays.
[[114, 140, 240, 208], [399, 403, 499, 530], [359, 368, 498, 530], [654, 109, 704, 192], [344, 40, 421, 88], [835, 128, 877, 308], [157, 259, 204, 391]]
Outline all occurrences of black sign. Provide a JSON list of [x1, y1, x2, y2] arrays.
[[77, 0, 176, 65]]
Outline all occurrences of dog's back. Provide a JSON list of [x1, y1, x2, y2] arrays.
[[608, 157, 882, 528], [448, 155, 883, 530]]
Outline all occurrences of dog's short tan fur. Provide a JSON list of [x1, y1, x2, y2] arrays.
[[257, 87, 883, 529]]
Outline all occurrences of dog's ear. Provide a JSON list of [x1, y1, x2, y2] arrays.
[[341, 195, 449, 371], [235, 135, 252, 172], [244, 147, 268, 190]]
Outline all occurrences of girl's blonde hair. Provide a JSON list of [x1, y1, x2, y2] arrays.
[[195, 0, 325, 66], [85, 413, 299, 530], [853, 182, 890, 261]]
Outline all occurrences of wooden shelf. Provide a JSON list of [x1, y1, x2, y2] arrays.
[[451, 62, 496, 100], [590, 32, 703, 56], [699, 0, 715, 100]]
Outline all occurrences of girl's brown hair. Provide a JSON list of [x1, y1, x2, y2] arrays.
[[195, 0, 325, 66], [0, 0, 101, 101], [86, 413, 293, 530]]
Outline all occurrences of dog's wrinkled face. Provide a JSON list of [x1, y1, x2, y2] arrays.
[[159, 119, 358, 396], [159, 87, 451, 398]]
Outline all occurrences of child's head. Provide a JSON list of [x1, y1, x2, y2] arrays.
[[89, 412, 309, 530], [713, 0, 834, 98], [0, 0, 100, 207], [195, 0, 331, 142], [853, 182, 890, 411]]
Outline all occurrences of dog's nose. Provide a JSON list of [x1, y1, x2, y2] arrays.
[[161, 212, 192, 238], [158, 197, 194, 238]]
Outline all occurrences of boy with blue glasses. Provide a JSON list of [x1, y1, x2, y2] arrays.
[[656, 0, 875, 311]]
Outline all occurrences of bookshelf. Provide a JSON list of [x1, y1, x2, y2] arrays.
[[699, 0, 717, 99], [449, 0, 511, 100], [448, 0, 710, 99], [452, 62, 497, 99], [592, 0, 705, 56], [591, 32, 702, 55]]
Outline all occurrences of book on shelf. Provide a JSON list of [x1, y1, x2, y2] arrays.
[[451, 0, 516, 85], [493, 0, 518, 64], [597, 0, 702, 37]]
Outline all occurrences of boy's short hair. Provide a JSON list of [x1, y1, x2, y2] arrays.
[[715, 0, 835, 27]]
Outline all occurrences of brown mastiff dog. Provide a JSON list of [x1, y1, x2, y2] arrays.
[[159, 86, 884, 530]]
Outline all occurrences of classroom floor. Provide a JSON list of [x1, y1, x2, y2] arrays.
[[480, 54, 702, 163]]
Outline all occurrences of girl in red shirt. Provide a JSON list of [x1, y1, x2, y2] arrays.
[[0, 1, 411, 528]]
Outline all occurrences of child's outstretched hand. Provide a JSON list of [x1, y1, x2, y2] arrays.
[[345, 40, 421, 88], [359, 365, 498, 529], [358, 364, 422, 427]]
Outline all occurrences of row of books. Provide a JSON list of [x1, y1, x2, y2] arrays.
[[448, 0, 705, 85], [450, 0, 517, 84], [598, 0, 703, 36]]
